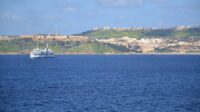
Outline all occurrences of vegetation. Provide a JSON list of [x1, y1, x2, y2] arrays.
[[0, 39, 130, 54], [155, 47, 175, 53], [66, 43, 123, 54], [78, 29, 143, 39], [77, 27, 200, 39], [0, 27, 200, 54], [0, 38, 34, 53], [0, 39, 80, 54]]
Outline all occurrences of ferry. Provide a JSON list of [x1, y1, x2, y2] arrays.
[[30, 44, 54, 58]]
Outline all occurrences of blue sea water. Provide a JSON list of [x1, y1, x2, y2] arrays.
[[0, 55, 200, 112]]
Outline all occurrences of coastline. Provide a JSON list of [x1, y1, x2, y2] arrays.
[[1, 52, 200, 55]]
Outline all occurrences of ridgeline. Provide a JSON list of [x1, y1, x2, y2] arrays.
[[76, 27, 200, 39]]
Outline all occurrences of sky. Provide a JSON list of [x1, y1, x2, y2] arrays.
[[0, 0, 200, 35]]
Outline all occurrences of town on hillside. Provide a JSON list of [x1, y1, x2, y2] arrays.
[[0, 27, 200, 54]]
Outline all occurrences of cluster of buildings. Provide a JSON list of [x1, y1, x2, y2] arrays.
[[92, 26, 193, 32], [96, 37, 200, 53], [0, 34, 89, 42], [1, 33, 200, 53], [92, 27, 152, 31], [0, 35, 18, 40], [20, 34, 89, 42]]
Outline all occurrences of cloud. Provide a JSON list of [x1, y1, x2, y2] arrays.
[[42, 14, 64, 20], [0, 12, 20, 21], [63, 6, 77, 12], [99, 0, 143, 7], [99, 0, 164, 7]]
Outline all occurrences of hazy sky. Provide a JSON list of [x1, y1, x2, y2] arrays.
[[0, 0, 200, 35]]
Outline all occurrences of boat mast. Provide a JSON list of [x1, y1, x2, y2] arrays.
[[46, 43, 49, 50], [36, 43, 39, 49]]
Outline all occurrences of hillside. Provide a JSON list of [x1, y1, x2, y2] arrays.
[[76, 27, 200, 39], [0, 39, 78, 54], [0, 38, 130, 54], [0, 26, 200, 54]]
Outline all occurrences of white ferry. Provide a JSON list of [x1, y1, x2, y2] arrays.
[[30, 44, 54, 58]]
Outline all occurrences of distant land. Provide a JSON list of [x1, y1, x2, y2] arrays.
[[75, 26, 200, 39], [0, 26, 200, 54]]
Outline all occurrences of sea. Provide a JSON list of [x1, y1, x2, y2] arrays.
[[0, 55, 200, 112]]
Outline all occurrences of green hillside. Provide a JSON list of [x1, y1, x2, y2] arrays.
[[66, 43, 131, 54], [77, 27, 200, 39], [0, 38, 130, 54], [0, 38, 35, 53], [0, 39, 80, 54], [67, 43, 113, 54]]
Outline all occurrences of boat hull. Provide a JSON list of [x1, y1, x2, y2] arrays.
[[30, 54, 55, 59]]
